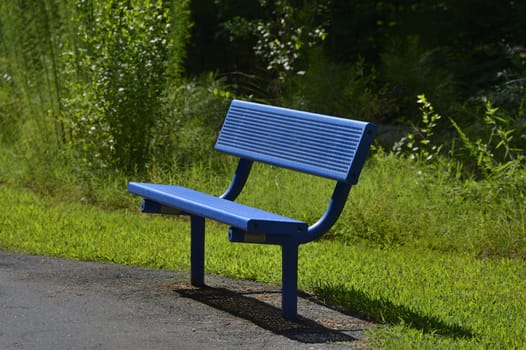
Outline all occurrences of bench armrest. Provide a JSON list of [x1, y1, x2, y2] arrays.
[[219, 158, 253, 201], [300, 182, 352, 244]]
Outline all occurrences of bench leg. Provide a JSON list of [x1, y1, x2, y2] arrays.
[[190, 215, 205, 286], [281, 243, 299, 320]]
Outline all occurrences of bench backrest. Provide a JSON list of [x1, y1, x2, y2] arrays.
[[215, 100, 377, 184]]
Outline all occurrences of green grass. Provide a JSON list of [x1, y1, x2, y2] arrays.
[[1, 180, 525, 349], [1, 144, 525, 349], [219, 154, 526, 259]]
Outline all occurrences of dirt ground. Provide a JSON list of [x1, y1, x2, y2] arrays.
[[0, 250, 374, 349]]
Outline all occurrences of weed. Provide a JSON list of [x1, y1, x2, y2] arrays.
[[450, 100, 525, 183], [394, 94, 443, 163]]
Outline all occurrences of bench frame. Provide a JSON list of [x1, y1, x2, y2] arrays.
[[128, 100, 377, 320]]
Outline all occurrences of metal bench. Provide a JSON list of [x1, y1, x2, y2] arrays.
[[128, 99, 377, 319]]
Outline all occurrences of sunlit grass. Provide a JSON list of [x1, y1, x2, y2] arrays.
[[1, 145, 525, 349], [1, 183, 525, 349]]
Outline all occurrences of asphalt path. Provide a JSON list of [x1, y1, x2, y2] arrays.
[[0, 251, 372, 349]]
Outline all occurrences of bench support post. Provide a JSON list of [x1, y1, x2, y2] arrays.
[[281, 242, 299, 320], [191, 215, 205, 286]]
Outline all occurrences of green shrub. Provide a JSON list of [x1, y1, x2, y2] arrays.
[[450, 101, 525, 194], [388, 95, 525, 258], [62, 0, 191, 173], [1, 0, 193, 177], [395, 94, 525, 195], [222, 0, 328, 83], [379, 36, 458, 121], [285, 48, 397, 122]]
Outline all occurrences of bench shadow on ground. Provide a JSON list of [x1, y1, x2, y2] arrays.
[[172, 283, 365, 344], [312, 284, 477, 340], [173, 281, 478, 344]]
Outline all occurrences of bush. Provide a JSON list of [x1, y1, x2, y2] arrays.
[[379, 36, 458, 122], [450, 101, 525, 196], [386, 95, 525, 258], [62, 0, 191, 173], [284, 48, 397, 122], [395, 95, 525, 192]]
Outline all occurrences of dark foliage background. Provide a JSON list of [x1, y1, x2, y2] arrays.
[[0, 0, 524, 178]]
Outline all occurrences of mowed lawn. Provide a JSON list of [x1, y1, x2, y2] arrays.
[[1, 184, 525, 349]]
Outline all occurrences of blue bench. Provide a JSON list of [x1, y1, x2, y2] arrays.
[[128, 100, 377, 320]]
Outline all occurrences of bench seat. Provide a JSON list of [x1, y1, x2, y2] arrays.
[[128, 182, 308, 235]]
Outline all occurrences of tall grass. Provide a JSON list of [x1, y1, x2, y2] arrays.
[[0, 0, 192, 175], [0, 0, 67, 151], [2, 132, 523, 261]]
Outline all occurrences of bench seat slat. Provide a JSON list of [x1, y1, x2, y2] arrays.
[[128, 182, 308, 235]]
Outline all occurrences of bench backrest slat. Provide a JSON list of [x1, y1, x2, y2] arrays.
[[215, 100, 377, 184]]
